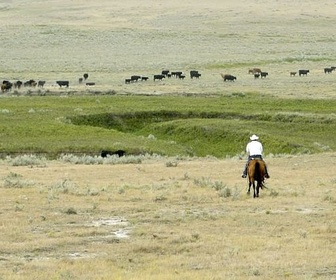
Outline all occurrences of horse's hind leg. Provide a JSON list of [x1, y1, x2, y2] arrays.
[[255, 182, 263, 197], [253, 182, 257, 198], [247, 181, 251, 195]]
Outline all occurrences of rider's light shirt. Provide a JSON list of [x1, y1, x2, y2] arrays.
[[246, 141, 263, 156]]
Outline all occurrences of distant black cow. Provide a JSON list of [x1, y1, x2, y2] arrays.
[[260, 72, 268, 78], [290, 72, 297, 76], [254, 73, 260, 79], [83, 73, 89, 80], [190, 70, 201, 79], [171, 71, 183, 78], [141, 76, 149, 81], [154, 74, 165, 81], [13, 80, 23, 89], [178, 74, 185, 79], [56, 80, 69, 87], [38, 81, 46, 87], [324, 68, 333, 74], [222, 74, 236, 82], [86, 82, 95, 86], [1, 80, 12, 92], [24, 79, 37, 87], [131, 75, 141, 82], [299, 70, 309, 76], [125, 79, 131, 84], [161, 70, 170, 76], [101, 149, 126, 158]]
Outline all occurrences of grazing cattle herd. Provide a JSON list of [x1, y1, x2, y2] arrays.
[[221, 65, 335, 82], [125, 70, 198, 84], [1, 65, 335, 93], [1, 73, 94, 92]]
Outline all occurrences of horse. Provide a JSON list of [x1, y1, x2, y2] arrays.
[[247, 159, 266, 198]]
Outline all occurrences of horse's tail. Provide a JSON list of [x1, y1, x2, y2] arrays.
[[255, 160, 265, 189]]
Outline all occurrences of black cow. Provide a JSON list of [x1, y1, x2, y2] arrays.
[[56, 80, 69, 87], [38, 81, 46, 87], [141, 76, 149, 81], [222, 74, 236, 82], [1, 80, 13, 92], [125, 79, 131, 84], [254, 73, 260, 79], [178, 74, 185, 79], [299, 70, 309, 76], [260, 72, 268, 78], [290, 72, 297, 76], [324, 68, 333, 74], [24, 79, 37, 87], [154, 74, 165, 81], [101, 150, 126, 158], [14, 80, 23, 89], [190, 70, 201, 79], [131, 75, 141, 82], [161, 70, 170, 76], [171, 71, 183, 78], [86, 82, 95, 86]]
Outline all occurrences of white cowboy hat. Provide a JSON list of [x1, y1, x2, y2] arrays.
[[250, 134, 259, 140]]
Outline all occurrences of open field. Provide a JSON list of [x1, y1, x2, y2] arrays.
[[1, 0, 336, 98], [0, 0, 336, 279], [0, 152, 335, 279]]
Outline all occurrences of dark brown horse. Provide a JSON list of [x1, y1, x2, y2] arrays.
[[247, 159, 266, 198]]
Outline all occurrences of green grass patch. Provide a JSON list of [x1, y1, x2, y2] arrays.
[[0, 93, 335, 157]]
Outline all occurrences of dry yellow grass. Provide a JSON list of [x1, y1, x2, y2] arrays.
[[0, 153, 335, 279]]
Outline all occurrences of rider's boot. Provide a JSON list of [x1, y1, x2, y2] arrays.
[[241, 167, 247, 178]]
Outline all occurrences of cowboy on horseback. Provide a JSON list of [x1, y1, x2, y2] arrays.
[[241, 134, 270, 179]]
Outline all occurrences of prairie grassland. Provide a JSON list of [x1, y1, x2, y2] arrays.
[[1, 0, 336, 279], [1, 0, 336, 98], [0, 153, 335, 279]]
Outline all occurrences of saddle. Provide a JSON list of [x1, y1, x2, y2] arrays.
[[248, 157, 269, 179], [249, 155, 263, 162]]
